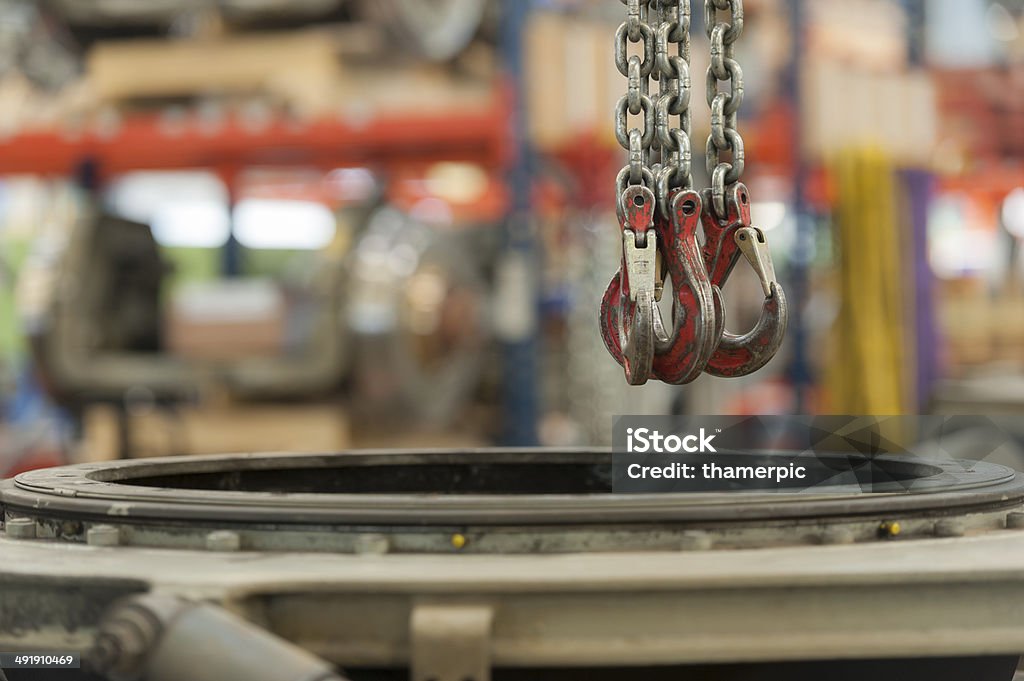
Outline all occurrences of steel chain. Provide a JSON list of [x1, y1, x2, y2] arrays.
[[604, 0, 787, 385], [652, 0, 693, 216], [615, 0, 745, 217], [615, 0, 655, 210], [616, 0, 693, 218], [704, 0, 745, 217]]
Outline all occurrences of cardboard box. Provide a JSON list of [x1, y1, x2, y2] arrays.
[[165, 279, 286, 361], [79, 402, 351, 461]]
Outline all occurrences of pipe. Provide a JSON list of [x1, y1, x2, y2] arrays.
[[89, 594, 348, 681]]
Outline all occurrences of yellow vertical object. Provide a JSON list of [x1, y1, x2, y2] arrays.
[[826, 149, 907, 414]]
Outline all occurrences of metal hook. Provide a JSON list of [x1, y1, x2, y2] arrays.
[[649, 189, 721, 385], [699, 183, 788, 378], [600, 185, 660, 385]]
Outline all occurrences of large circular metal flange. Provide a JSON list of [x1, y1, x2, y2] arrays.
[[3, 449, 1023, 554]]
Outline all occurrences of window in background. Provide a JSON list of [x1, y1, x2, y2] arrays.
[[106, 171, 232, 249], [232, 199, 337, 251], [929, 193, 998, 279]]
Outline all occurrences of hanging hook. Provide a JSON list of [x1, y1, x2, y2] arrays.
[[649, 189, 721, 385], [600, 185, 660, 385], [700, 183, 789, 378]]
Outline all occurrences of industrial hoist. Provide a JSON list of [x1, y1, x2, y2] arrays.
[[600, 0, 788, 385]]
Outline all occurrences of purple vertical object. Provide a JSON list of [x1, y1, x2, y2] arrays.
[[901, 169, 942, 410]]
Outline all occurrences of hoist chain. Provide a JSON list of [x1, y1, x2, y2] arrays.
[[601, 0, 788, 386], [616, 0, 694, 215], [614, 0, 656, 202], [652, 0, 693, 214], [704, 0, 745, 218]]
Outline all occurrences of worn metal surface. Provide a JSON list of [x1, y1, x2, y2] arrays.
[[92, 595, 347, 681], [411, 603, 493, 681], [649, 190, 720, 384], [600, 186, 661, 385], [3, 449, 1024, 677], [3, 450, 1024, 554], [699, 183, 788, 377], [4, 530, 1024, 669], [602, 0, 786, 384]]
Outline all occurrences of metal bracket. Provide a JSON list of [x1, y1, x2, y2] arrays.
[[411, 603, 494, 681], [623, 229, 658, 304]]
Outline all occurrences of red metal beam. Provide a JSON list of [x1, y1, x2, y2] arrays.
[[0, 103, 509, 179]]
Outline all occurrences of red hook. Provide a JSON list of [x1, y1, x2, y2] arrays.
[[601, 188, 721, 386], [649, 189, 721, 385], [600, 185, 659, 385], [700, 183, 788, 378]]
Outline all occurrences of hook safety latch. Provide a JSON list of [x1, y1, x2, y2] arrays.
[[735, 226, 777, 298], [620, 227, 658, 385], [600, 185, 660, 385]]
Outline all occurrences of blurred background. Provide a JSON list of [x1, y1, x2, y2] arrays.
[[0, 0, 1022, 473]]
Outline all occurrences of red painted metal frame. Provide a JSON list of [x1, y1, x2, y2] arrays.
[[0, 101, 510, 180]]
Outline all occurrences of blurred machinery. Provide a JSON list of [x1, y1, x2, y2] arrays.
[[347, 205, 487, 429], [50, 0, 485, 61], [20, 204, 348, 403], [17, 187, 491, 446], [8, 0, 486, 69]]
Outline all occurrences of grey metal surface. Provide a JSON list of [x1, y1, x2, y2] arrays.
[[3, 449, 1024, 676], [92, 595, 347, 681], [2, 449, 1024, 553], [4, 529, 1024, 669]]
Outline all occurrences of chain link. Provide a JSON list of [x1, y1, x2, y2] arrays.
[[614, 0, 746, 218], [616, 0, 694, 218], [652, 0, 693, 216], [615, 0, 655, 201], [604, 0, 785, 385], [704, 0, 745, 217]]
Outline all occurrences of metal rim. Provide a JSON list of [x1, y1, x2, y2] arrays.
[[4, 449, 1023, 527]]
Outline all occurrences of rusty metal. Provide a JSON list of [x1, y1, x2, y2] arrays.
[[649, 189, 721, 384], [699, 183, 788, 377], [603, 0, 787, 384], [600, 185, 659, 385]]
